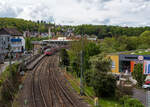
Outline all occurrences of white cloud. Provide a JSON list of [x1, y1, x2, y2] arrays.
[[0, 0, 150, 26]]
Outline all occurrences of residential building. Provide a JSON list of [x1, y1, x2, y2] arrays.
[[0, 28, 25, 58], [23, 31, 39, 37]]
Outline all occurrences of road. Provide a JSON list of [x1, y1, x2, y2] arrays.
[[132, 88, 147, 106]]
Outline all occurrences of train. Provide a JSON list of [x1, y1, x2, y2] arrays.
[[44, 45, 69, 56], [44, 49, 53, 56], [44, 47, 59, 56]]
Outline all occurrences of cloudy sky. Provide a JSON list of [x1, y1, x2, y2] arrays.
[[0, 0, 150, 26]]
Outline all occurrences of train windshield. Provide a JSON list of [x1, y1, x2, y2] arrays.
[[45, 49, 51, 52]]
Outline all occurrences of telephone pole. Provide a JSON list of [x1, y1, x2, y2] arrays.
[[80, 30, 84, 96], [8, 44, 12, 78]]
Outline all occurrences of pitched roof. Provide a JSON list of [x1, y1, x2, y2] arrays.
[[0, 28, 22, 36]]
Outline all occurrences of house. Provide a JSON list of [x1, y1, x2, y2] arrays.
[[0, 28, 25, 58], [31, 41, 43, 54], [23, 31, 39, 37]]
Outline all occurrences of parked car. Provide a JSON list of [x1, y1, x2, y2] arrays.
[[142, 84, 150, 89], [145, 79, 150, 85]]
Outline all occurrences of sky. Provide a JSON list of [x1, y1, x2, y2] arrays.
[[0, 0, 150, 26]]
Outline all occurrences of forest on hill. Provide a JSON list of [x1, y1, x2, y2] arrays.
[[1, 18, 150, 39], [74, 24, 150, 38], [0, 18, 53, 33]]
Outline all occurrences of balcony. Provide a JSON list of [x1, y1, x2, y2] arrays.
[[11, 38, 22, 42], [11, 44, 22, 47], [13, 50, 22, 53]]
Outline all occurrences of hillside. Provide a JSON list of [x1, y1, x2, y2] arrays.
[[0, 18, 52, 33], [74, 25, 150, 38], [1, 18, 150, 39]]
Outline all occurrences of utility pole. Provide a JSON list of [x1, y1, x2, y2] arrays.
[[80, 31, 84, 96], [8, 44, 12, 79]]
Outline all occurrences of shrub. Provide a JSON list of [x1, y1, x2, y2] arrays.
[[120, 95, 145, 107], [60, 49, 70, 66], [91, 72, 116, 97], [84, 70, 93, 86], [0, 63, 21, 106]]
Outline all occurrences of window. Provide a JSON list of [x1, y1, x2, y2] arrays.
[[8, 37, 10, 42], [112, 61, 116, 69]]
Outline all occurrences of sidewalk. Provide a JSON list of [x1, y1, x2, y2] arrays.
[[132, 88, 146, 106]]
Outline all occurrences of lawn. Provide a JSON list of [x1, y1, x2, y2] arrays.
[[99, 98, 122, 107], [124, 49, 150, 55]]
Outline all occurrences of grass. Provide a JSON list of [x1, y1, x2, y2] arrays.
[[133, 51, 150, 55], [123, 49, 150, 55], [66, 72, 122, 107], [99, 98, 122, 107]]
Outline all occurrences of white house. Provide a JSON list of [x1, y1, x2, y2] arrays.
[[0, 28, 25, 58]]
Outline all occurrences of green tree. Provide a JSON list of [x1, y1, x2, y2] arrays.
[[71, 57, 80, 77], [100, 37, 117, 52], [140, 30, 150, 37], [85, 53, 116, 97], [69, 40, 100, 77], [25, 37, 32, 50], [91, 72, 116, 97], [132, 63, 146, 87], [138, 30, 150, 49], [60, 49, 70, 66], [115, 35, 128, 51], [126, 36, 139, 50], [89, 53, 112, 72]]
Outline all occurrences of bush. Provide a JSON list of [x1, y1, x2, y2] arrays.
[[84, 70, 93, 86], [91, 72, 116, 97], [0, 63, 21, 106], [0, 79, 2, 86], [60, 49, 70, 66], [120, 96, 145, 107]]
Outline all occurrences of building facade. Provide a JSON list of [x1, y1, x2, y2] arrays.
[[0, 28, 25, 58], [109, 54, 150, 74]]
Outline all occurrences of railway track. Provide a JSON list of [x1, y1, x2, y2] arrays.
[[48, 55, 85, 107], [30, 55, 87, 107], [31, 56, 48, 107]]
